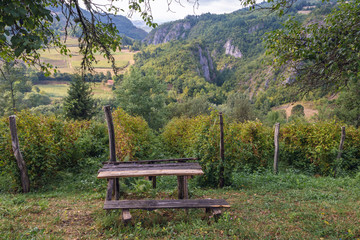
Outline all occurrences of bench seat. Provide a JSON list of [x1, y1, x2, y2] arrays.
[[104, 199, 230, 210]]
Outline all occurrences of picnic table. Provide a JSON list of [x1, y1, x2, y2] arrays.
[[98, 106, 230, 223], [97, 158, 230, 222]]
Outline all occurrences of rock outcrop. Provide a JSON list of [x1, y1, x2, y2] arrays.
[[224, 39, 243, 58], [145, 22, 192, 45], [197, 46, 216, 82]]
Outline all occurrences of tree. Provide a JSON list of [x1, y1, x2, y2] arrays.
[[225, 93, 255, 122], [115, 68, 166, 130], [0, 0, 160, 74], [63, 75, 96, 120], [291, 104, 305, 117], [0, 62, 29, 115], [334, 81, 360, 127], [265, 0, 360, 92]]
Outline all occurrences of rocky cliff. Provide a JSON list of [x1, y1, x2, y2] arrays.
[[145, 21, 192, 45]]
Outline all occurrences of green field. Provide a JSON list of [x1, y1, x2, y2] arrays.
[[40, 37, 135, 74], [1, 171, 360, 239], [37, 82, 114, 100]]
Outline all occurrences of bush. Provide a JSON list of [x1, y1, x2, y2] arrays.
[[0, 111, 94, 190], [162, 111, 273, 187], [112, 108, 156, 161], [161, 112, 360, 187]]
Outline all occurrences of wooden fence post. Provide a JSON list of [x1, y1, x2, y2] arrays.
[[219, 112, 225, 188], [104, 106, 119, 200], [335, 126, 346, 178], [9, 115, 30, 193], [273, 123, 280, 175]]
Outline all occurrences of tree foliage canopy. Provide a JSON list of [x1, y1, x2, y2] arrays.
[[0, 0, 159, 74], [265, 0, 360, 92]]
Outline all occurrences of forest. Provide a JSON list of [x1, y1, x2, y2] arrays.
[[1, 0, 360, 238]]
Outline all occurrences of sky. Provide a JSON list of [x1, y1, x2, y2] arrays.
[[114, 0, 246, 23]]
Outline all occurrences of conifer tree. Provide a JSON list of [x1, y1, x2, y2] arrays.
[[63, 75, 95, 120]]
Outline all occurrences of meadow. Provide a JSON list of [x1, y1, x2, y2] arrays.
[[40, 37, 135, 74], [1, 171, 359, 239], [36, 82, 114, 100]]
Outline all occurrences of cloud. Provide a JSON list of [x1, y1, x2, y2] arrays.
[[111, 0, 243, 23]]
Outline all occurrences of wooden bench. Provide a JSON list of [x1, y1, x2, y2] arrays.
[[100, 106, 230, 223], [104, 199, 230, 222]]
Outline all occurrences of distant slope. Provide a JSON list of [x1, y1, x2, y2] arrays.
[[133, 0, 333, 109], [49, 6, 147, 40]]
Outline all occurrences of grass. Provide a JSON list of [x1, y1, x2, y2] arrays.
[[40, 37, 136, 74], [36, 82, 114, 100], [1, 170, 360, 239]]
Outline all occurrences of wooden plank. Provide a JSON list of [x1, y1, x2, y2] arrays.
[[98, 164, 202, 172], [102, 158, 198, 165], [98, 169, 204, 178], [219, 112, 225, 188], [177, 176, 188, 199], [122, 209, 132, 223], [274, 123, 280, 175], [106, 179, 114, 201], [9, 115, 30, 193], [152, 176, 156, 189], [212, 208, 222, 216], [100, 162, 201, 169], [104, 106, 116, 163], [335, 126, 346, 177], [104, 199, 230, 210]]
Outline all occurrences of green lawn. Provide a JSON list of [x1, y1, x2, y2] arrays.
[[1, 171, 359, 239]]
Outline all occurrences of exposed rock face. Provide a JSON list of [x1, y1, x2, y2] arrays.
[[248, 23, 264, 34], [224, 39, 243, 58], [145, 22, 192, 45], [197, 46, 216, 82]]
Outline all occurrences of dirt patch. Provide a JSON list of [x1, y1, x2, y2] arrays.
[[273, 101, 319, 119]]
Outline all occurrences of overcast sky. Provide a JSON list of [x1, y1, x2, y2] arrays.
[[114, 0, 246, 23]]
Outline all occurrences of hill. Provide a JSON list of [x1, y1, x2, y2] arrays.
[[130, 0, 335, 116], [48, 6, 148, 40]]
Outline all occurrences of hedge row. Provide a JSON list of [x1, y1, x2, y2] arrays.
[[0, 109, 155, 191], [161, 112, 360, 186]]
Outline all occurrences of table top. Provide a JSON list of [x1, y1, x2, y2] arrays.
[[97, 162, 204, 179]]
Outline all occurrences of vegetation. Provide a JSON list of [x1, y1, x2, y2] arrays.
[[1, 0, 359, 238], [115, 69, 167, 130], [266, 0, 360, 92], [63, 75, 96, 120], [1, 170, 360, 239], [0, 62, 51, 116]]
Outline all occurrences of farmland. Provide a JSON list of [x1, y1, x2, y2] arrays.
[[36, 82, 114, 100], [40, 37, 135, 74]]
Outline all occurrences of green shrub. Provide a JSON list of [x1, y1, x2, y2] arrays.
[[162, 112, 360, 186], [162, 111, 273, 187], [0, 111, 109, 191], [112, 108, 156, 161]]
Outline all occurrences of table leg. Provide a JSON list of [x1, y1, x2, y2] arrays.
[[152, 176, 157, 189], [177, 176, 188, 199], [106, 179, 114, 201], [114, 178, 120, 200]]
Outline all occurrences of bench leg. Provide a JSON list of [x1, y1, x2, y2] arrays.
[[106, 179, 114, 201], [114, 178, 120, 200], [122, 209, 132, 224], [177, 176, 188, 199], [152, 176, 156, 189], [205, 207, 222, 220]]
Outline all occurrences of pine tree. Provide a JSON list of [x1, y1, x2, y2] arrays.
[[63, 75, 96, 120]]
